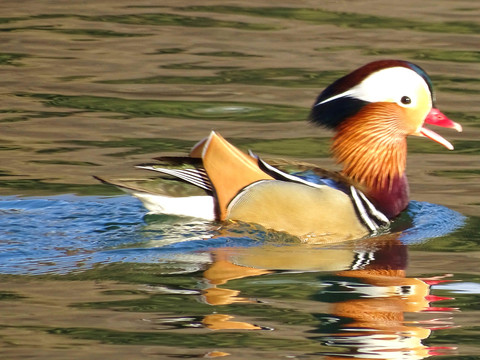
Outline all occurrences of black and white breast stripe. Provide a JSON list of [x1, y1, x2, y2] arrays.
[[349, 186, 389, 232]]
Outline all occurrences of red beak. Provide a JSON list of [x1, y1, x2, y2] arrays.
[[418, 108, 462, 150], [425, 108, 463, 132]]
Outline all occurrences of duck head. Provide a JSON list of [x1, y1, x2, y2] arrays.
[[310, 60, 461, 218]]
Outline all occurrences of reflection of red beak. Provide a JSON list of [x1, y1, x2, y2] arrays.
[[428, 346, 458, 356], [418, 108, 462, 150]]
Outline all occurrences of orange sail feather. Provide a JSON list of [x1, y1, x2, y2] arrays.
[[199, 132, 274, 220]]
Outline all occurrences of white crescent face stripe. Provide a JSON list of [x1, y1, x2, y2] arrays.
[[316, 89, 356, 106], [316, 67, 432, 109]]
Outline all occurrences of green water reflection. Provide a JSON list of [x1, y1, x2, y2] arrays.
[[3, 234, 477, 357], [0, 291, 24, 300], [0, 53, 28, 66], [66, 138, 194, 157], [101, 67, 345, 88], [320, 46, 480, 63], [80, 13, 279, 30], [149, 47, 184, 55], [0, 12, 279, 31], [446, 112, 480, 127], [23, 93, 308, 122], [0, 25, 148, 38], [58, 136, 480, 158], [0, 179, 121, 195], [98, 66, 480, 98], [29, 160, 100, 166], [195, 51, 261, 58], [47, 327, 332, 351], [365, 48, 480, 63], [0, 110, 79, 123], [410, 216, 480, 252], [433, 169, 480, 179], [184, 6, 480, 34]]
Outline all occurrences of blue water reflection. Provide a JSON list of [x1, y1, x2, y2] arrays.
[[399, 200, 466, 244], [0, 194, 467, 275]]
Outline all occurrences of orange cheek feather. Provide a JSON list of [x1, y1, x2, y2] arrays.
[[332, 103, 407, 191]]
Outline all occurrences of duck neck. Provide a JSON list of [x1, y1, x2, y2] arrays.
[[332, 107, 410, 219]]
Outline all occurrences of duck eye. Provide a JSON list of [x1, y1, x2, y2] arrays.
[[401, 96, 411, 105]]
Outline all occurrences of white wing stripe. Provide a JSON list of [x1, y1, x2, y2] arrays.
[[257, 157, 324, 189], [136, 166, 212, 191]]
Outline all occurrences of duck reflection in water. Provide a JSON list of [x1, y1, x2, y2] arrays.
[[200, 234, 457, 359]]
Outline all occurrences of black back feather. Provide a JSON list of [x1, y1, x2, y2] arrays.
[[309, 96, 367, 129]]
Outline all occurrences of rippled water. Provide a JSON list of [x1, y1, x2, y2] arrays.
[[1, 1, 480, 359]]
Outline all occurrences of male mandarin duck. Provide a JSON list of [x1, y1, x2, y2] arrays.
[[96, 60, 462, 242]]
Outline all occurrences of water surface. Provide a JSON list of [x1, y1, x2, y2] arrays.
[[1, 1, 480, 359]]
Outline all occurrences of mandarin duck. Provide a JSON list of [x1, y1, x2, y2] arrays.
[[96, 60, 461, 242]]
